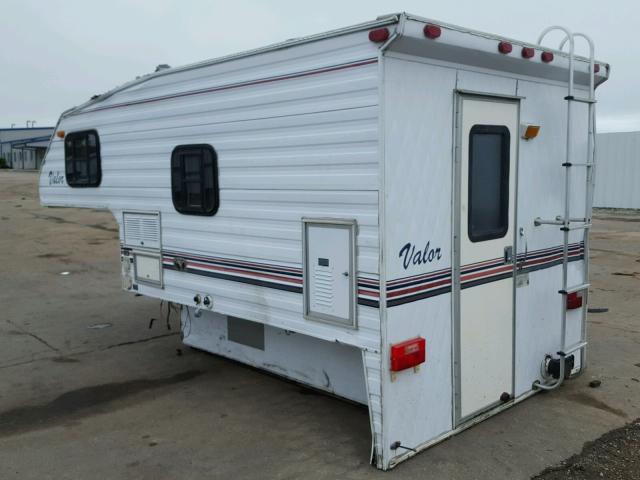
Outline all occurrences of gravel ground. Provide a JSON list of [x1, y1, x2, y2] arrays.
[[534, 418, 640, 480]]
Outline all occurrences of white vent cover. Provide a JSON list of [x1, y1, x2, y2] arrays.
[[123, 211, 161, 249], [312, 265, 334, 309]]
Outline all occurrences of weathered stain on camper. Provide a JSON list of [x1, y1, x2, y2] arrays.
[[323, 370, 332, 389]]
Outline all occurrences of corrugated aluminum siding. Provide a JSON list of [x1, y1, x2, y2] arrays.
[[594, 131, 640, 209], [40, 30, 381, 352]]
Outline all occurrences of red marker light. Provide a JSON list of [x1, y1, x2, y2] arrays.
[[567, 291, 583, 310], [390, 337, 426, 372], [368, 28, 390, 43], [541, 51, 554, 63], [423, 24, 441, 39], [521, 47, 535, 59], [498, 41, 513, 54], [594, 63, 600, 73]]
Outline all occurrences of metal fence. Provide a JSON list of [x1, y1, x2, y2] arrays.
[[594, 131, 640, 209]]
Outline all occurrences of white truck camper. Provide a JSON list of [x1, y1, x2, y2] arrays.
[[39, 13, 609, 469]]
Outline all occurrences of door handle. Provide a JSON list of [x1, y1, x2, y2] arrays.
[[504, 246, 514, 264], [342, 271, 349, 277]]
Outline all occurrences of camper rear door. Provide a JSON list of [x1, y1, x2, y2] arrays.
[[457, 95, 518, 423]]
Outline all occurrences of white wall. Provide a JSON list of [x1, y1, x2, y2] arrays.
[[594, 131, 640, 209], [381, 56, 456, 467]]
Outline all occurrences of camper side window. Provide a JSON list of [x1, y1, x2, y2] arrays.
[[64, 130, 101, 187], [171, 144, 219, 216], [468, 125, 510, 242]]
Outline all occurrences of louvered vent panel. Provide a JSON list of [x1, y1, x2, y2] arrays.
[[313, 266, 334, 309], [123, 212, 160, 249]]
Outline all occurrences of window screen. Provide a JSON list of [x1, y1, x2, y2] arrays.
[[171, 144, 219, 216], [64, 130, 101, 187], [468, 125, 510, 242]]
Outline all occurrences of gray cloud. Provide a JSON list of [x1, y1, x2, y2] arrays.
[[0, 0, 635, 131]]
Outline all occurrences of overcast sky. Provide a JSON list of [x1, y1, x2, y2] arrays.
[[1, 0, 636, 132]]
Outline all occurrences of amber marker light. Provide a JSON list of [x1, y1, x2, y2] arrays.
[[521, 124, 540, 140], [56, 130, 65, 138]]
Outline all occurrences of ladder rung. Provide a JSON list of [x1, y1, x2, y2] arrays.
[[560, 223, 591, 231], [534, 217, 563, 226], [564, 95, 597, 104], [559, 283, 590, 295], [571, 223, 592, 230], [562, 162, 594, 167], [555, 216, 587, 223], [559, 341, 588, 356]]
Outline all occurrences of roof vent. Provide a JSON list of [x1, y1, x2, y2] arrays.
[[155, 64, 171, 72]]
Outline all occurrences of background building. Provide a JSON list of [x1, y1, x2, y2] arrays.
[[0, 126, 55, 170], [594, 131, 640, 209]]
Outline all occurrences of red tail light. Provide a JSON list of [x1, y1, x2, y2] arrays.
[[521, 47, 535, 59], [390, 337, 426, 372], [594, 63, 600, 73], [423, 24, 441, 39], [541, 51, 554, 63], [498, 41, 513, 54], [368, 28, 390, 43], [567, 291, 583, 310]]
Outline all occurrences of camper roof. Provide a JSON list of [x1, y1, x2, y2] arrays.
[[63, 12, 609, 118]]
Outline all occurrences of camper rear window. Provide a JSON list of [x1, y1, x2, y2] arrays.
[[171, 144, 219, 216], [64, 130, 101, 187], [468, 125, 510, 242]]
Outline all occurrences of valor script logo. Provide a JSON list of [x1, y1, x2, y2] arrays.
[[48, 171, 65, 185], [399, 241, 443, 270]]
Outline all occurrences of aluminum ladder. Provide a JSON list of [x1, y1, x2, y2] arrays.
[[533, 26, 597, 390]]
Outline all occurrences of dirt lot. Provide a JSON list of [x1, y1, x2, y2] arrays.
[[0, 170, 639, 479], [534, 418, 640, 480]]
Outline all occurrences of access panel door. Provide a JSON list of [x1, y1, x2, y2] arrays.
[[303, 219, 357, 328], [456, 96, 518, 423]]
